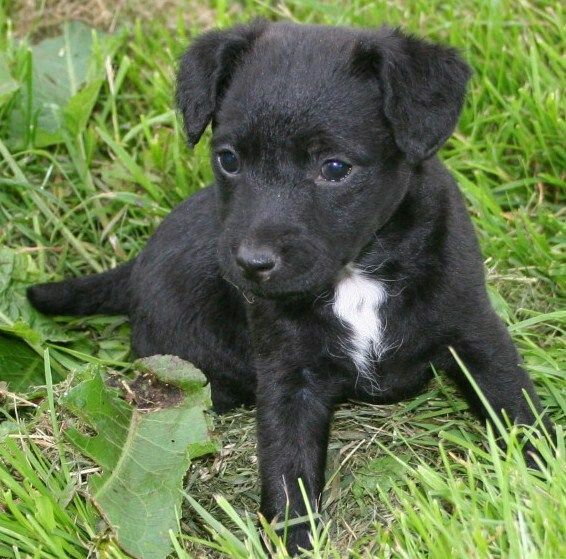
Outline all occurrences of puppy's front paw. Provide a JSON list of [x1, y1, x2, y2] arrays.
[[522, 427, 556, 471], [284, 524, 312, 556]]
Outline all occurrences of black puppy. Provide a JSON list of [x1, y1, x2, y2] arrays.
[[28, 21, 545, 554]]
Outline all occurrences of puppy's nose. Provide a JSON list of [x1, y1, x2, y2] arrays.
[[235, 244, 278, 281]]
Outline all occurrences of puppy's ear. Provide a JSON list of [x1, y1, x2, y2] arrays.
[[177, 20, 268, 146], [354, 28, 471, 162]]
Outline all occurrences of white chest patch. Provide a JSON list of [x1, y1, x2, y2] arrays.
[[333, 266, 388, 380]]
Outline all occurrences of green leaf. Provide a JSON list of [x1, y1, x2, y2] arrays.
[[0, 55, 19, 107], [61, 357, 217, 559], [352, 453, 411, 499], [0, 247, 72, 391], [62, 366, 132, 470], [0, 247, 75, 345], [0, 335, 47, 392], [8, 22, 121, 147]]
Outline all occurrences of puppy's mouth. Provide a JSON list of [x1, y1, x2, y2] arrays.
[[221, 259, 337, 301]]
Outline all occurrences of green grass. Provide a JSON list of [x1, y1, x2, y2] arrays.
[[0, 0, 565, 557]]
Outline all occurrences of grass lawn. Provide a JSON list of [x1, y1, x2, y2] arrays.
[[0, 0, 564, 557]]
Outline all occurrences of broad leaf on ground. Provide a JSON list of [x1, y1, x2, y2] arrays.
[[8, 21, 122, 147], [0, 247, 74, 345], [0, 248, 72, 389], [0, 55, 19, 107], [0, 335, 44, 392], [61, 356, 217, 559]]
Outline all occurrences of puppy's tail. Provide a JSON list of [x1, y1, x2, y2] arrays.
[[27, 260, 135, 316]]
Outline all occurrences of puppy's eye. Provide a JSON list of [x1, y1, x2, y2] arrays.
[[217, 150, 240, 174], [320, 159, 352, 182]]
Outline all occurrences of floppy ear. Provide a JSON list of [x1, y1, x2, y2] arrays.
[[354, 28, 471, 162], [176, 20, 268, 146]]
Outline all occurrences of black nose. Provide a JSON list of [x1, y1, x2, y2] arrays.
[[235, 244, 278, 281]]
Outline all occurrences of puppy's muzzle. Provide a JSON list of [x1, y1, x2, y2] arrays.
[[235, 243, 280, 282]]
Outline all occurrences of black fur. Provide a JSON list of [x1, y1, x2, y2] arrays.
[[28, 261, 133, 316], [28, 22, 547, 555]]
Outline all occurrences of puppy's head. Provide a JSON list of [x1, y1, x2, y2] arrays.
[[177, 21, 470, 297]]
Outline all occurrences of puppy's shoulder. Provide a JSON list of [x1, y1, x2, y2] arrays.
[[133, 184, 220, 278], [144, 185, 218, 245]]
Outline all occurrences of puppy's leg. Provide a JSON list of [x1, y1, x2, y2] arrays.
[[209, 370, 256, 413], [447, 312, 550, 462], [256, 367, 339, 555]]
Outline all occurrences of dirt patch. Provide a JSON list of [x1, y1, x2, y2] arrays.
[[108, 371, 185, 410]]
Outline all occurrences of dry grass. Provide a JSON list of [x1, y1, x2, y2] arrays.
[[10, 0, 224, 37]]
